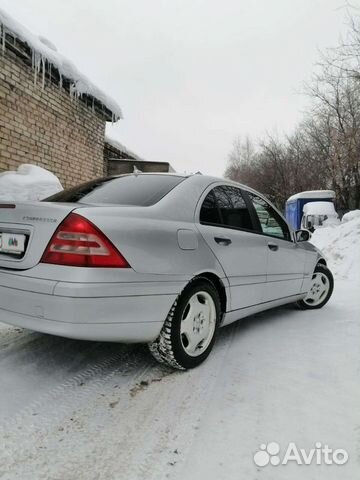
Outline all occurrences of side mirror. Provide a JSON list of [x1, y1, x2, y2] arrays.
[[294, 229, 311, 242]]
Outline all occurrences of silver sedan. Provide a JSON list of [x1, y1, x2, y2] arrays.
[[0, 173, 334, 369]]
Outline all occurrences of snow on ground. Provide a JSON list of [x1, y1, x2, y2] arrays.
[[0, 213, 359, 479], [310, 210, 360, 280], [0, 164, 63, 201]]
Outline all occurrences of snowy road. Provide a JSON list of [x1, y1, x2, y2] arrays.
[[0, 278, 359, 480]]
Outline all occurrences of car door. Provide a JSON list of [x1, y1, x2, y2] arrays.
[[196, 184, 268, 311], [245, 191, 307, 302]]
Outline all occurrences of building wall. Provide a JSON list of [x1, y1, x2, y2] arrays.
[[107, 159, 171, 175], [0, 46, 106, 189], [104, 142, 138, 163], [104, 143, 172, 175]]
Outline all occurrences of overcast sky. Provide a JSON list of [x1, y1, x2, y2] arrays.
[[0, 0, 356, 176]]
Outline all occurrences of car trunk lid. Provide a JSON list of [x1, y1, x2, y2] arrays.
[[0, 202, 79, 270]]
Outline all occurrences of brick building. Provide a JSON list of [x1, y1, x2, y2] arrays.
[[0, 9, 125, 189], [0, 9, 173, 190]]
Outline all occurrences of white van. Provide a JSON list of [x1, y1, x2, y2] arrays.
[[301, 201, 340, 231]]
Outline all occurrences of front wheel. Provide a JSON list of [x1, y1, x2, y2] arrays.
[[296, 264, 334, 310], [148, 278, 221, 370]]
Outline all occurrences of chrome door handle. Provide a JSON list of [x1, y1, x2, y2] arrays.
[[268, 242, 279, 251], [214, 236, 232, 246]]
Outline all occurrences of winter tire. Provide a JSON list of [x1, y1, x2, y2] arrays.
[[296, 264, 334, 310], [148, 278, 221, 370]]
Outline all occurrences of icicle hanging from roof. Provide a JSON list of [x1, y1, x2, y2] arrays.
[[0, 7, 123, 121]]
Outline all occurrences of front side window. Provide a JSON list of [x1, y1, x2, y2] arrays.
[[200, 185, 253, 231], [247, 192, 290, 240]]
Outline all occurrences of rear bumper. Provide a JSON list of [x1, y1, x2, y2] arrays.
[[0, 270, 182, 342]]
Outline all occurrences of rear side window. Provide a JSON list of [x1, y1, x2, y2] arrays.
[[200, 185, 253, 231], [200, 190, 222, 224], [45, 175, 185, 206]]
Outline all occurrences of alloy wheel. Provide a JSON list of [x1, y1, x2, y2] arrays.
[[180, 291, 217, 357], [304, 272, 331, 307]]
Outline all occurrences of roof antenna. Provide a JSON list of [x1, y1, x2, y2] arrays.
[[133, 165, 142, 175]]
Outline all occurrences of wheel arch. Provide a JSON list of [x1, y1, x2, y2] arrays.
[[317, 257, 327, 267], [192, 272, 228, 315]]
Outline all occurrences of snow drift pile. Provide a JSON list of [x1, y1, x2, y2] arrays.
[[0, 164, 63, 201], [310, 210, 360, 280]]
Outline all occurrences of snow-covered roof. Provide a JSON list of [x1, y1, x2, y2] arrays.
[[0, 7, 123, 121], [303, 201, 337, 216], [105, 135, 144, 162], [287, 190, 335, 202]]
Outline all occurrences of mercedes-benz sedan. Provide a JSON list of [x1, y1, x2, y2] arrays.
[[0, 173, 334, 369]]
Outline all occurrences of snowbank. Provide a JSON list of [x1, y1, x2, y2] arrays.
[[341, 209, 360, 223], [0, 164, 63, 201], [0, 7, 122, 120], [310, 211, 360, 280]]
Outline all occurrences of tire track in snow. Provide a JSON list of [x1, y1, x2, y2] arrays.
[[0, 351, 170, 480], [136, 326, 236, 480], [0, 325, 28, 349], [0, 345, 156, 477], [0, 327, 235, 480], [0, 347, 129, 430], [61, 326, 236, 480]]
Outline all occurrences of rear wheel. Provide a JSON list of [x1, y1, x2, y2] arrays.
[[296, 264, 334, 310], [148, 278, 221, 370]]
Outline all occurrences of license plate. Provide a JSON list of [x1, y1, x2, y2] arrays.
[[0, 232, 26, 255]]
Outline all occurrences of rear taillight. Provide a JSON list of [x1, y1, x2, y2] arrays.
[[41, 213, 130, 268]]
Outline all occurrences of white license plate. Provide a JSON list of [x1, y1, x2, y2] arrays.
[[0, 232, 26, 254]]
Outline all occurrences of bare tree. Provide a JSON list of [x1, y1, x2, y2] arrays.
[[225, 131, 329, 209], [225, 13, 360, 211], [224, 137, 256, 183], [306, 66, 360, 209]]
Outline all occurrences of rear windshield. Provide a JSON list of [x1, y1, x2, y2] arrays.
[[44, 175, 185, 206]]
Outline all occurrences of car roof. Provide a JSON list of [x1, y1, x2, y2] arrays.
[[101, 172, 288, 226], [114, 172, 252, 191], [110, 172, 270, 206]]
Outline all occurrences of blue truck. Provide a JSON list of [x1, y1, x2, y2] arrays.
[[285, 190, 336, 231]]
